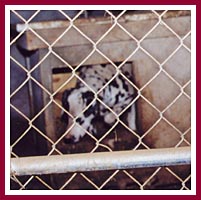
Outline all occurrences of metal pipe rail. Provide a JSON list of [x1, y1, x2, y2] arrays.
[[11, 147, 191, 176]]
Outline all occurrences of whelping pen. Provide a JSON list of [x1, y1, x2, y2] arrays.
[[9, 8, 193, 191]]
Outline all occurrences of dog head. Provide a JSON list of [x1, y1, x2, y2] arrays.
[[61, 88, 96, 143]]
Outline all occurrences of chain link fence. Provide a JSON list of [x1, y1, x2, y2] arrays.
[[9, 9, 192, 191]]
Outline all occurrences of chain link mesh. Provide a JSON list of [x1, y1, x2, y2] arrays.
[[10, 9, 191, 190]]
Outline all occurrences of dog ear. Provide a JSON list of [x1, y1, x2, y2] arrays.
[[82, 91, 101, 118], [62, 89, 73, 110], [61, 89, 72, 123]]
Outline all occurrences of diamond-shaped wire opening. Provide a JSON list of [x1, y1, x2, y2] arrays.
[[10, 85, 31, 119], [10, 106, 30, 145], [49, 11, 95, 49], [132, 49, 160, 88], [163, 94, 190, 133], [167, 165, 191, 181], [141, 71, 181, 111], [118, 11, 159, 41], [97, 25, 138, 62], [163, 47, 191, 86], [51, 25, 90, 48], [164, 166, 191, 190], [12, 11, 53, 50], [11, 127, 49, 157], [141, 166, 189, 189], [140, 23, 181, 63], [10, 46, 29, 70], [162, 10, 191, 36], [142, 119, 183, 148], [24, 27, 50, 50], [10, 10, 38, 44], [135, 97, 161, 134], [10, 60, 28, 96], [27, 53, 60, 93], [11, 78, 52, 118], [72, 12, 114, 43], [11, 104, 55, 156]]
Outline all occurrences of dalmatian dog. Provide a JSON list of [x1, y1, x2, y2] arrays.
[[61, 63, 137, 143]]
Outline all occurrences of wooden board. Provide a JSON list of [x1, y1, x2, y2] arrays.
[[17, 11, 190, 51]]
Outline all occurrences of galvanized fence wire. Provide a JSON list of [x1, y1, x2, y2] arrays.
[[10, 10, 191, 190]]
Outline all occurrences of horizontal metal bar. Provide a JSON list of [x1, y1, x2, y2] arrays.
[[11, 147, 191, 176]]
